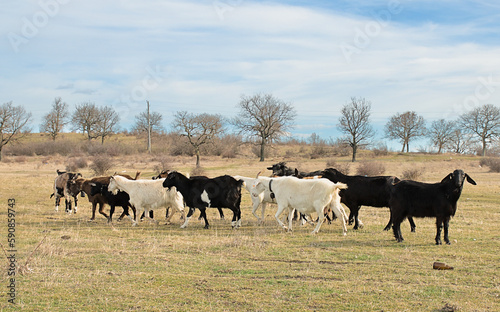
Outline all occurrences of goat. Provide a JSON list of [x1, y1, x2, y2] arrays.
[[321, 168, 416, 232], [108, 175, 185, 226], [89, 182, 136, 223], [267, 162, 323, 178], [389, 169, 476, 245], [250, 176, 348, 235], [233, 174, 277, 223], [67, 172, 140, 222], [153, 170, 225, 221], [235, 173, 318, 225], [67, 176, 112, 221], [267, 163, 327, 223], [162, 171, 243, 229], [51, 170, 83, 214]]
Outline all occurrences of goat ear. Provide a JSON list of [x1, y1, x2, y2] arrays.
[[465, 174, 477, 185], [441, 173, 453, 183]]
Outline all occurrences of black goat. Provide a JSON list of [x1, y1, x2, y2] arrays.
[[321, 168, 416, 231], [162, 171, 243, 229], [267, 162, 323, 178], [89, 182, 136, 223], [389, 169, 476, 245], [153, 170, 224, 221]]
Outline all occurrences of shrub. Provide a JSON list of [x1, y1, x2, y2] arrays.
[[310, 145, 329, 159], [5, 140, 79, 156], [153, 156, 173, 174], [190, 166, 205, 176], [90, 155, 114, 176], [251, 144, 273, 159], [169, 137, 194, 156], [326, 159, 350, 175], [356, 162, 385, 176], [372, 143, 389, 156], [221, 149, 237, 159], [14, 156, 27, 163], [330, 139, 350, 157], [66, 157, 88, 172], [480, 157, 500, 173], [401, 168, 422, 180]]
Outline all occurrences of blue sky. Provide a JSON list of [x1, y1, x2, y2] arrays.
[[2, 0, 500, 151]]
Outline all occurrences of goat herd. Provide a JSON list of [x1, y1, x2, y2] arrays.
[[51, 162, 476, 245]]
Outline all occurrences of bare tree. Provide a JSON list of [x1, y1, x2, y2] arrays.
[[173, 111, 225, 167], [428, 119, 456, 153], [459, 104, 500, 156], [72, 103, 119, 143], [233, 93, 296, 161], [447, 128, 474, 154], [338, 97, 375, 162], [40, 97, 69, 141], [72, 102, 101, 141], [0, 102, 32, 161], [385, 111, 426, 152], [309, 133, 323, 145], [132, 104, 164, 151], [96, 106, 120, 144]]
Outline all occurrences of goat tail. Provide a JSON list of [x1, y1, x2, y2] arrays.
[[50, 193, 54, 198]]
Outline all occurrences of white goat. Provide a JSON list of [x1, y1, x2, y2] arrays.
[[233, 175, 277, 223], [108, 175, 185, 226], [250, 176, 348, 235]]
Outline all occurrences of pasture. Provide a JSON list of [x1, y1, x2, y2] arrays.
[[0, 153, 498, 311]]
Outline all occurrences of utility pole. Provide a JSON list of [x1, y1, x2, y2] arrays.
[[147, 100, 152, 153]]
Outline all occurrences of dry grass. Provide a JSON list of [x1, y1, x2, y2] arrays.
[[0, 153, 498, 311]]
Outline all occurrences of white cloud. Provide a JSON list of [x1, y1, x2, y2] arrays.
[[2, 0, 500, 150]]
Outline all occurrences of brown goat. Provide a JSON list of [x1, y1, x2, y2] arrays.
[[67, 172, 140, 222]]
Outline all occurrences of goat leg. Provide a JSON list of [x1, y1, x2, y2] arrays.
[[409, 217, 416, 233], [108, 205, 116, 223], [443, 218, 451, 245], [435, 218, 443, 245], [218, 207, 225, 220], [392, 222, 404, 242], [98, 203, 110, 222], [181, 207, 195, 228], [200, 208, 210, 229]]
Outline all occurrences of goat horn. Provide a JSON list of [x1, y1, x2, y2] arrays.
[[256, 171, 261, 178]]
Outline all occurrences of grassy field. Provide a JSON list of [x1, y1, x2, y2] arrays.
[[0, 153, 498, 311]]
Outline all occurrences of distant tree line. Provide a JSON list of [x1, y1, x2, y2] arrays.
[[1, 93, 500, 165]]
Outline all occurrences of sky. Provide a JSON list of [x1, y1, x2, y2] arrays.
[[2, 0, 500, 151]]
